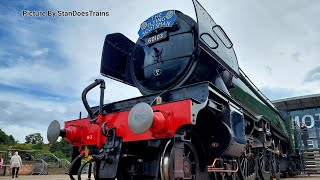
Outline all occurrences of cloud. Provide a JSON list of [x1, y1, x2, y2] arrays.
[[1, 0, 320, 143], [0, 89, 86, 143], [304, 66, 320, 83], [292, 52, 302, 62], [260, 86, 310, 100], [30, 48, 49, 57], [265, 66, 272, 74], [0, 0, 142, 98]]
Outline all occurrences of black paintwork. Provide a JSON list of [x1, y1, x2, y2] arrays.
[[100, 11, 233, 96], [100, 33, 135, 86], [70, 147, 81, 175], [81, 79, 105, 120], [98, 137, 122, 178]]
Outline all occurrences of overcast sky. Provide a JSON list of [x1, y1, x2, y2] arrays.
[[0, 0, 319, 143]]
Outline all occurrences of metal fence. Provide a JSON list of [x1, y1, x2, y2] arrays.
[[31, 159, 48, 175], [38, 153, 71, 171]]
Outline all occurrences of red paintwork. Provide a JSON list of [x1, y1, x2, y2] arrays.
[[64, 99, 192, 148], [149, 111, 170, 135]]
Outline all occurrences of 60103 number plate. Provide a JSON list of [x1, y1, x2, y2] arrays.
[[145, 31, 168, 46]]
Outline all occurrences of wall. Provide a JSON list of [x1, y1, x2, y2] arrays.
[[290, 107, 320, 149], [1, 162, 33, 176]]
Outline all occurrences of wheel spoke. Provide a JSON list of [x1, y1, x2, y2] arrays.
[[239, 154, 255, 180], [257, 148, 279, 180], [160, 140, 199, 180]]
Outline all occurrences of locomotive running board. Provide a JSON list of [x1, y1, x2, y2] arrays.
[[90, 81, 245, 124], [91, 81, 213, 114]]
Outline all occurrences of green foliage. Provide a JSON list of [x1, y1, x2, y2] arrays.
[[54, 151, 66, 159], [42, 143, 50, 151], [35, 149, 50, 155], [0, 129, 16, 146], [32, 142, 44, 150], [0, 144, 9, 151], [49, 139, 72, 158], [0, 130, 71, 161], [25, 133, 43, 144], [12, 143, 33, 150]]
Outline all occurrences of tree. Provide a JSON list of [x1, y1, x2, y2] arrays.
[[25, 133, 43, 144], [9, 135, 15, 144], [50, 139, 72, 158], [32, 142, 44, 150], [0, 129, 7, 144], [0, 129, 16, 145]]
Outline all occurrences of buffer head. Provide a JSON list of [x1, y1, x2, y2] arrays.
[[47, 120, 61, 144], [128, 102, 154, 134]]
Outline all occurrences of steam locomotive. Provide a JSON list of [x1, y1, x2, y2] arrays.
[[47, 0, 300, 179]]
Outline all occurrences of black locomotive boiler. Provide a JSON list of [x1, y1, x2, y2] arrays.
[[47, 0, 300, 179]]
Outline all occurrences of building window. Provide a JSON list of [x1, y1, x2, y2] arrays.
[[307, 140, 314, 149], [308, 130, 316, 138]]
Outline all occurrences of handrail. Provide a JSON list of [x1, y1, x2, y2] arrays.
[[29, 154, 36, 161], [81, 79, 105, 122], [40, 153, 59, 161], [40, 159, 48, 175], [38, 153, 71, 170], [31, 153, 71, 175], [59, 158, 71, 170]]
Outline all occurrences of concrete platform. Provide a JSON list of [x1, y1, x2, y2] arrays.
[[0, 174, 87, 180]]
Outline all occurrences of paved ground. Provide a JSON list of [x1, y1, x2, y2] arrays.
[[0, 174, 87, 180], [0, 175, 319, 180], [286, 176, 320, 180]]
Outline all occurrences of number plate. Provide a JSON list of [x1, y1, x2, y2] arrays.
[[145, 31, 168, 45]]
